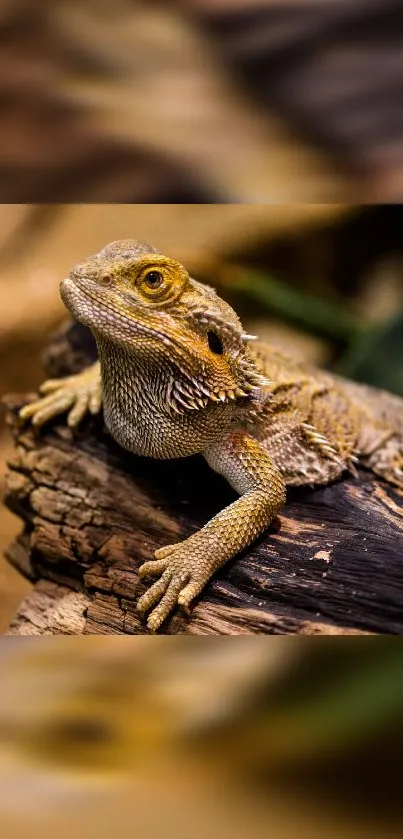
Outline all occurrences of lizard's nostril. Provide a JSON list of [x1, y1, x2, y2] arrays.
[[99, 275, 113, 287], [207, 331, 224, 355]]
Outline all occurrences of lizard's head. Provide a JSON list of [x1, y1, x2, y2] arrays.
[[61, 240, 270, 415]]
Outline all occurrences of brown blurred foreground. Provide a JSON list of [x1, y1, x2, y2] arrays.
[[0, 639, 403, 839]]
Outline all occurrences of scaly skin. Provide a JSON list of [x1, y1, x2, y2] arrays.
[[20, 240, 403, 631]]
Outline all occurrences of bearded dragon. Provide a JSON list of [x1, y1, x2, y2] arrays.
[[20, 240, 403, 631]]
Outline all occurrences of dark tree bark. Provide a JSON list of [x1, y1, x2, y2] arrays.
[[3, 322, 403, 635]]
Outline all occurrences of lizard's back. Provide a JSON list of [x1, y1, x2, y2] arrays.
[[248, 341, 403, 489]]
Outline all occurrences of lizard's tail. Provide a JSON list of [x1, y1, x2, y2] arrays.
[[364, 435, 403, 489]]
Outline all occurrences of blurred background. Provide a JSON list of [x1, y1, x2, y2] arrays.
[[1, 0, 403, 202], [0, 638, 403, 839]]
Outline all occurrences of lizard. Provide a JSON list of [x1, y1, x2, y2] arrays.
[[19, 240, 403, 632]]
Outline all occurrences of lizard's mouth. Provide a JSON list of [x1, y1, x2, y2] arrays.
[[60, 276, 94, 321], [60, 276, 127, 334], [60, 276, 138, 341]]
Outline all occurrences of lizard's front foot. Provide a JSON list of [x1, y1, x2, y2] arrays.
[[19, 363, 102, 428], [137, 535, 215, 632]]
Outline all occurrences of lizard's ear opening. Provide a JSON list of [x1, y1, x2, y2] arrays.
[[207, 331, 224, 356]]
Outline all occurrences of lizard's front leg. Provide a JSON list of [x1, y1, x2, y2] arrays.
[[137, 431, 286, 632], [19, 361, 102, 428]]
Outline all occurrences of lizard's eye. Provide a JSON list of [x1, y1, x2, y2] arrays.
[[144, 270, 164, 289], [134, 256, 189, 305]]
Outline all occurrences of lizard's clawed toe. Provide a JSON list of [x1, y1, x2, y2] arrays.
[[154, 543, 178, 560], [39, 379, 64, 395], [138, 557, 171, 579], [137, 572, 171, 614], [177, 579, 205, 610], [19, 393, 74, 427]]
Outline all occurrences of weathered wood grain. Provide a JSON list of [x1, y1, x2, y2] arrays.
[[3, 322, 403, 635]]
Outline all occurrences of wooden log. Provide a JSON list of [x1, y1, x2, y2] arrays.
[[3, 322, 403, 635]]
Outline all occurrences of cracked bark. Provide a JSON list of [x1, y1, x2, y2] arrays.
[[3, 321, 403, 635]]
